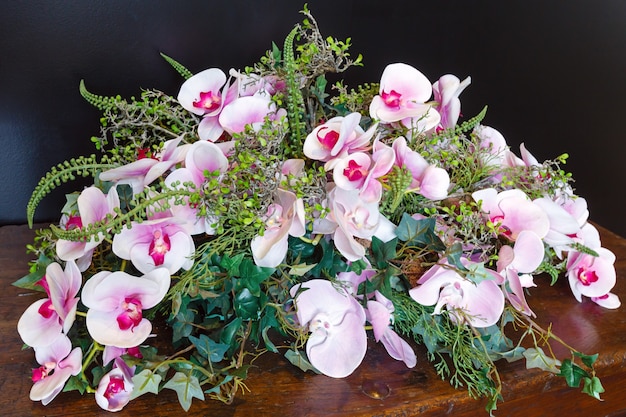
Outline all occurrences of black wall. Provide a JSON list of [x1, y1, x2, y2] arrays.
[[2, 1, 625, 236]]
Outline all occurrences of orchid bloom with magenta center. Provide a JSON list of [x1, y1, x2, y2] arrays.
[[81, 268, 170, 348], [290, 279, 367, 378], [17, 260, 82, 348]]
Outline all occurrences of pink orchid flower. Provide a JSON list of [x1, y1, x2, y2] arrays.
[[409, 261, 505, 328], [432, 74, 471, 130], [18, 260, 81, 348], [591, 293, 621, 309], [102, 345, 142, 366], [177, 67, 238, 141], [164, 140, 229, 234], [332, 138, 395, 203], [290, 279, 367, 378], [366, 291, 417, 368], [303, 112, 375, 167], [81, 268, 170, 348], [99, 137, 190, 195], [112, 217, 195, 274], [533, 197, 583, 255], [95, 357, 135, 412], [218, 94, 286, 135], [251, 189, 306, 267], [474, 125, 509, 170], [369, 63, 440, 131], [56, 185, 120, 265], [316, 186, 394, 262], [392, 136, 450, 200], [566, 247, 616, 303], [229, 68, 284, 97], [496, 230, 545, 316], [472, 188, 549, 241], [29, 335, 82, 406]]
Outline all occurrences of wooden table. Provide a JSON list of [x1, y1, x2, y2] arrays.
[[2, 223, 626, 417]]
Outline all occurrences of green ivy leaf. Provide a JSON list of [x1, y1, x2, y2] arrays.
[[238, 259, 274, 297], [574, 351, 599, 368], [220, 317, 243, 347], [163, 372, 204, 412], [62, 375, 88, 394], [370, 236, 397, 269], [559, 358, 590, 387], [285, 349, 319, 373], [523, 347, 561, 373], [171, 309, 195, 342], [189, 334, 229, 363], [234, 288, 260, 320], [219, 252, 245, 277], [395, 214, 445, 251], [581, 376, 605, 400], [130, 369, 162, 400]]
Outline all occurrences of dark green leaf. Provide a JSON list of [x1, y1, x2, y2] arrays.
[[189, 334, 229, 363], [219, 253, 245, 277], [239, 258, 274, 297], [234, 288, 260, 320], [559, 358, 590, 387], [395, 214, 445, 251], [370, 236, 397, 269], [171, 309, 195, 342], [220, 317, 243, 347], [574, 351, 599, 368]]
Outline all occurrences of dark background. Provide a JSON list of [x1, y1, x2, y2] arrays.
[[2, 1, 625, 236]]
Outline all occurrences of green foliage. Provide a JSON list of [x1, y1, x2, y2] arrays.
[[161, 53, 194, 79], [26, 154, 119, 227]]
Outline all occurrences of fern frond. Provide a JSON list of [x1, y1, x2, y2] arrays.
[[79, 80, 121, 111], [27, 155, 119, 228], [283, 26, 307, 157], [161, 53, 194, 80]]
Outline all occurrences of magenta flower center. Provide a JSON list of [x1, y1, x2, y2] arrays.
[[65, 215, 83, 230], [149, 229, 171, 266], [116, 297, 143, 330], [317, 127, 339, 150], [343, 159, 366, 181], [193, 90, 221, 112], [104, 376, 126, 399], [381, 89, 402, 108], [37, 299, 56, 319], [577, 266, 599, 286], [32, 362, 55, 382]]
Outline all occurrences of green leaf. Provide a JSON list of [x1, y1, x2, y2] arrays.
[[284, 349, 319, 373], [130, 369, 162, 400], [238, 258, 274, 297], [446, 242, 467, 272], [523, 347, 561, 373], [234, 288, 260, 320], [171, 309, 195, 342], [163, 372, 204, 412], [189, 334, 230, 363], [581, 376, 605, 400], [62, 375, 88, 394], [12, 253, 52, 290], [219, 252, 245, 277], [220, 317, 243, 347], [574, 351, 599, 368], [395, 214, 445, 251], [559, 358, 590, 387], [370, 236, 397, 269]]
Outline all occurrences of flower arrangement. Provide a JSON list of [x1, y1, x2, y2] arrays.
[[14, 5, 620, 414]]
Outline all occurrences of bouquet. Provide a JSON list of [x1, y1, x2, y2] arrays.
[[14, 5, 620, 414]]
